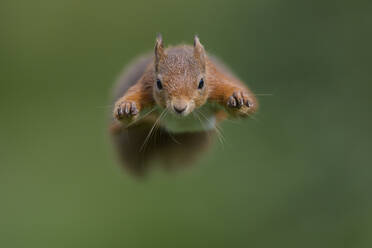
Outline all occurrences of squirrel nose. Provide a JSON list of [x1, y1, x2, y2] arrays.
[[173, 105, 187, 114], [172, 99, 189, 115]]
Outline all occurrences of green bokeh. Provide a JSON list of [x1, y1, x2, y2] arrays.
[[1, 0, 371, 247]]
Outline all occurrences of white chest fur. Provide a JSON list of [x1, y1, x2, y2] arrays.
[[160, 103, 218, 133]]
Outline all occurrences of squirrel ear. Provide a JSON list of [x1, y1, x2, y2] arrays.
[[193, 35, 206, 71], [155, 34, 166, 72]]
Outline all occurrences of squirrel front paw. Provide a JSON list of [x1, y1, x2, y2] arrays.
[[114, 100, 139, 121], [226, 91, 255, 116]]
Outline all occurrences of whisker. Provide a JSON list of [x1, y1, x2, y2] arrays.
[[162, 110, 181, 145], [222, 118, 241, 125], [126, 107, 158, 128], [248, 115, 260, 122], [148, 108, 168, 151], [154, 109, 169, 145], [192, 112, 207, 131], [140, 112, 161, 153], [140, 108, 167, 152], [255, 93, 273, 96], [96, 104, 114, 109], [168, 131, 181, 145], [151, 108, 168, 147], [213, 124, 226, 147], [169, 134, 181, 144], [196, 110, 225, 147], [193, 111, 212, 141], [197, 110, 224, 135]]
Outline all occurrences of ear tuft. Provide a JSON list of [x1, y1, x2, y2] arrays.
[[155, 33, 166, 72], [194, 35, 200, 46], [193, 35, 206, 71], [156, 33, 163, 47]]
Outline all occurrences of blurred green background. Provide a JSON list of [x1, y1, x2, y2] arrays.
[[1, 0, 371, 247]]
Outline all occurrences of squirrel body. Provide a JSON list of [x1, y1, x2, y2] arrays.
[[110, 35, 257, 175]]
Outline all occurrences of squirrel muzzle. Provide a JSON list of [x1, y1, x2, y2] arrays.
[[170, 98, 193, 116]]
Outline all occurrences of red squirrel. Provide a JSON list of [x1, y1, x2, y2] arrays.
[[110, 35, 257, 176]]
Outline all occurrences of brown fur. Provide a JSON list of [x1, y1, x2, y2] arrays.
[[112, 123, 214, 177], [110, 35, 257, 176]]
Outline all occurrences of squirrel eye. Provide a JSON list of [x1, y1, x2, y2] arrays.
[[156, 79, 163, 90], [198, 78, 204, 89]]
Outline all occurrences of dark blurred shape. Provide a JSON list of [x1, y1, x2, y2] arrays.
[[111, 122, 213, 176]]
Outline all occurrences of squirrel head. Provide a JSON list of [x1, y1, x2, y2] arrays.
[[153, 34, 209, 116]]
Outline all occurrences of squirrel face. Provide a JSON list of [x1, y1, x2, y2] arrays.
[[153, 35, 209, 116]]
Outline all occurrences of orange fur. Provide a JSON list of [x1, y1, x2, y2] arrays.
[[113, 49, 257, 119], [110, 35, 257, 176]]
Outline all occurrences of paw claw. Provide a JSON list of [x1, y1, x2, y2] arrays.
[[131, 104, 138, 115], [227, 96, 237, 107], [114, 100, 139, 121], [228, 91, 250, 109], [116, 108, 123, 119], [227, 91, 254, 116], [238, 93, 244, 107]]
